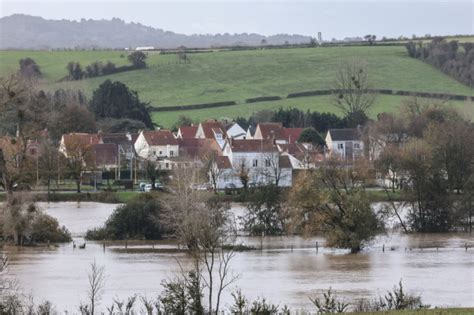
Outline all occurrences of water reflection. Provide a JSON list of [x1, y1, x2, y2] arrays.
[[2, 202, 473, 312]]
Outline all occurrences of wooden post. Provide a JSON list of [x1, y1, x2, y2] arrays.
[[383, 244, 385, 252], [316, 241, 319, 253], [125, 241, 128, 249]]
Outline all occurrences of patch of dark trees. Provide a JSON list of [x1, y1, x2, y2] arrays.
[[405, 37, 474, 87], [235, 107, 353, 133], [62, 51, 148, 81]]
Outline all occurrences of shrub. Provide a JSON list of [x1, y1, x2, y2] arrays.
[[85, 194, 166, 240], [31, 213, 71, 243]]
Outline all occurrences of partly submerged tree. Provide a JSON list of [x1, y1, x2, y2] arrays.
[[290, 159, 384, 252]]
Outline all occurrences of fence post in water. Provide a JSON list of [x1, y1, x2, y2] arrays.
[[125, 241, 128, 249], [291, 245, 293, 252], [316, 242, 319, 253], [383, 244, 385, 252], [466, 243, 468, 251], [260, 231, 264, 251], [103, 243, 106, 252]]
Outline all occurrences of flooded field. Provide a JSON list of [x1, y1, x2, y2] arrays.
[[3, 202, 474, 312]]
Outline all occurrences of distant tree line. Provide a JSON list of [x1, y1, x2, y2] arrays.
[[0, 77, 154, 142], [235, 107, 364, 134], [405, 37, 474, 87], [65, 51, 148, 81]]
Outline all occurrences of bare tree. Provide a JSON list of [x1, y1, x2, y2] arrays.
[[235, 158, 249, 190], [204, 153, 223, 193], [332, 59, 376, 116], [83, 261, 106, 315], [260, 151, 286, 187], [163, 166, 240, 314]]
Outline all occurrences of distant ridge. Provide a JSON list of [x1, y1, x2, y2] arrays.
[[0, 14, 312, 49]]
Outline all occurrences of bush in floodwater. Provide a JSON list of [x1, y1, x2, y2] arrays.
[[309, 287, 350, 314], [230, 289, 290, 315], [31, 213, 71, 243], [353, 280, 428, 312], [85, 194, 167, 240]]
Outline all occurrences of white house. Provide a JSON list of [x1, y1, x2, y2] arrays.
[[214, 139, 293, 189], [325, 128, 364, 161], [134, 130, 179, 160], [225, 123, 246, 139]]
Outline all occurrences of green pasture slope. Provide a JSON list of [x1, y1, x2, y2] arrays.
[[0, 45, 473, 127], [153, 95, 471, 128]]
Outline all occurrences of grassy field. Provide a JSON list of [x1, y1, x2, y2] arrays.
[[1, 46, 472, 127], [153, 95, 471, 128]]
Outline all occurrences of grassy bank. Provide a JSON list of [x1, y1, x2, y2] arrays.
[[0, 191, 136, 203], [353, 309, 474, 315]]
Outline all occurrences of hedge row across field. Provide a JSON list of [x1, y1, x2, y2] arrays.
[[150, 89, 474, 112]]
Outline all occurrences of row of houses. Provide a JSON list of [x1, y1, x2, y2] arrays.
[[58, 120, 366, 189]]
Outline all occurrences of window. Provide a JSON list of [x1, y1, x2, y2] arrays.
[[159, 150, 163, 155], [265, 158, 271, 167], [252, 159, 258, 167], [354, 143, 360, 149], [337, 143, 344, 149], [165, 163, 169, 169], [170, 150, 174, 157]]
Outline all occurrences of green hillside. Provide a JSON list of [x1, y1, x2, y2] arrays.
[[1, 46, 472, 127]]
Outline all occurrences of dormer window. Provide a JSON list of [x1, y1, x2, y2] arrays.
[[337, 143, 344, 149], [253, 160, 258, 167], [170, 150, 174, 157], [159, 150, 163, 155]]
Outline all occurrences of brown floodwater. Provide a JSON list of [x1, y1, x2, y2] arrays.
[[2, 202, 474, 313]]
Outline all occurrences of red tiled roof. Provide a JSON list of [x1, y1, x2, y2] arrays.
[[142, 130, 178, 146], [228, 139, 277, 152], [200, 121, 226, 139], [93, 143, 118, 166], [216, 156, 232, 169], [278, 143, 305, 156], [62, 133, 101, 149], [283, 128, 304, 144], [178, 126, 198, 139], [178, 138, 221, 158], [256, 123, 285, 140]]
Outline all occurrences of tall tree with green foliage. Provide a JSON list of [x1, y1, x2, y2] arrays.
[[127, 51, 147, 68], [90, 80, 154, 129], [298, 127, 325, 146]]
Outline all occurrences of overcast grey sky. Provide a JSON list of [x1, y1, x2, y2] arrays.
[[1, 0, 472, 39]]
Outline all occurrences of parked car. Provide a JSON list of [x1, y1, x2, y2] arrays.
[[144, 184, 153, 192], [191, 183, 210, 191]]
